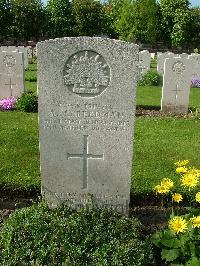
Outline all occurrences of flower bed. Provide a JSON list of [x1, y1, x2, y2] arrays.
[[191, 78, 200, 88], [0, 97, 17, 111], [151, 160, 200, 265]]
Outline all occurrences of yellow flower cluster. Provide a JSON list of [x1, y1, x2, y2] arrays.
[[174, 160, 189, 167], [168, 216, 187, 234], [190, 216, 200, 228], [181, 172, 199, 189], [172, 193, 183, 203], [154, 178, 173, 195]]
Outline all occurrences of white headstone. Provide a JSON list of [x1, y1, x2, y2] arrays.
[[179, 53, 189, 59], [161, 57, 193, 113], [38, 37, 139, 214], [26, 46, 33, 59], [0, 51, 25, 99], [188, 54, 200, 78], [151, 53, 155, 59], [138, 50, 151, 77], [157, 52, 175, 75], [0, 46, 28, 69]]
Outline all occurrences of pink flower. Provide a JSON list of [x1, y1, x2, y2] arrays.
[[0, 97, 17, 110]]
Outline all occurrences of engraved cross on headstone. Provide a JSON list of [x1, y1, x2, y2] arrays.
[[5, 77, 16, 96], [171, 82, 183, 109], [67, 135, 104, 189]]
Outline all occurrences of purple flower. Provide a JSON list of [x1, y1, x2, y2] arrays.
[[191, 78, 200, 88], [0, 97, 17, 110]]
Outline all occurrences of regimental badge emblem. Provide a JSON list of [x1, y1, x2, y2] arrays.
[[3, 55, 16, 68], [63, 50, 110, 97], [172, 61, 186, 75]]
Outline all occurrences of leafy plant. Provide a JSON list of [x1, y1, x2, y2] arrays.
[[138, 70, 162, 86], [151, 160, 200, 265], [25, 72, 37, 82], [16, 91, 38, 112], [0, 203, 154, 265]]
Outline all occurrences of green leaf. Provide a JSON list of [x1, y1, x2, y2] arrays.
[[186, 257, 200, 266], [161, 249, 180, 262], [151, 232, 162, 247], [161, 238, 180, 248]]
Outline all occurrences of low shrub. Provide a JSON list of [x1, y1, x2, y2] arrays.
[[16, 91, 38, 112], [0, 203, 154, 266], [0, 97, 17, 111], [138, 70, 162, 86]]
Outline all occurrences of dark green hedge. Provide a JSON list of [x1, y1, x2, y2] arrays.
[[0, 203, 154, 265]]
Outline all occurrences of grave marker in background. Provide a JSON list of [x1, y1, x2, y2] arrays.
[[138, 50, 151, 78], [38, 37, 138, 214], [161, 57, 192, 113], [157, 52, 175, 75], [0, 46, 28, 69], [0, 51, 25, 99], [188, 54, 200, 78]]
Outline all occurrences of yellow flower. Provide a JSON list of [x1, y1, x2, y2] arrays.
[[189, 168, 200, 178], [181, 173, 199, 189], [154, 184, 170, 194], [169, 216, 188, 234], [172, 193, 183, 203], [176, 166, 188, 174], [174, 160, 189, 167], [161, 178, 174, 190], [190, 216, 200, 228], [153, 178, 173, 195], [195, 192, 200, 203]]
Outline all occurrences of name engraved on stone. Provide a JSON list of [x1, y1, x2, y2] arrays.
[[63, 50, 110, 97], [5, 77, 16, 96], [3, 55, 16, 68], [67, 135, 104, 189]]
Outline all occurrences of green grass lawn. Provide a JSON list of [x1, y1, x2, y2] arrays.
[[0, 61, 199, 196], [0, 111, 199, 196], [25, 63, 37, 94], [132, 117, 200, 194], [137, 86, 200, 110], [0, 112, 40, 190]]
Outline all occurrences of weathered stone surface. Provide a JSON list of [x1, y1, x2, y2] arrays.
[[157, 52, 175, 75], [179, 53, 189, 59], [161, 57, 193, 113], [188, 54, 200, 78], [27, 46, 33, 59], [37, 37, 138, 214], [138, 50, 151, 78], [0, 46, 28, 69], [0, 51, 24, 99]]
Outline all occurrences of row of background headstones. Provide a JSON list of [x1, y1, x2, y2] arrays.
[[0, 39, 199, 215], [0, 45, 199, 114], [139, 50, 200, 113]]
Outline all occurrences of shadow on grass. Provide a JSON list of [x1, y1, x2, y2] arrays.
[[136, 105, 160, 111]]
